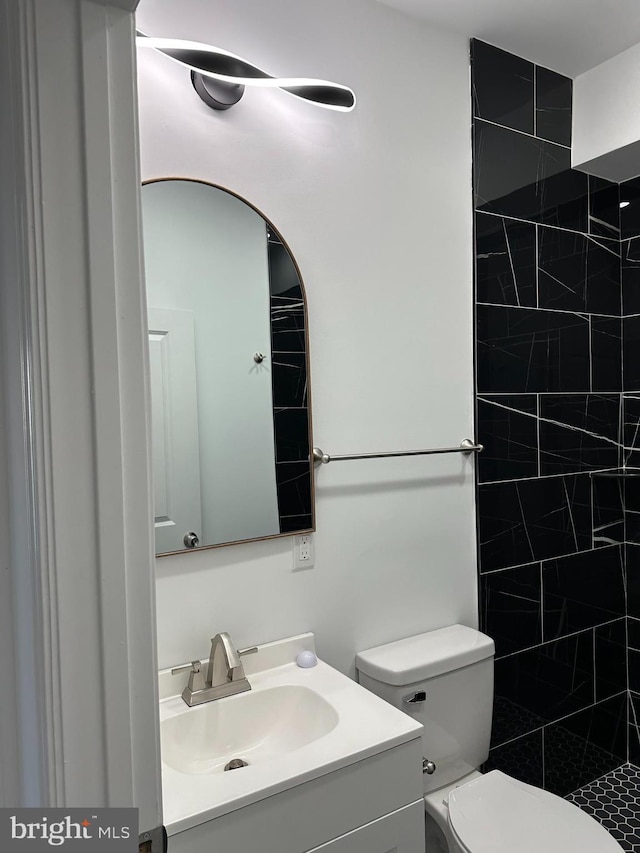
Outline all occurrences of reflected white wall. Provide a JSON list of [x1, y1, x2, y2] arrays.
[[142, 181, 279, 544]]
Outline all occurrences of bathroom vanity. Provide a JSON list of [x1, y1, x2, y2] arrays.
[[159, 634, 425, 853]]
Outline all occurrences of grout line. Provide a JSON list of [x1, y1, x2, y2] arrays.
[[480, 467, 620, 487], [536, 393, 541, 478], [493, 615, 626, 660], [476, 209, 621, 242], [533, 66, 537, 139], [475, 116, 571, 150], [593, 627, 597, 706], [491, 690, 628, 751], [477, 300, 621, 319], [481, 543, 623, 576], [535, 223, 539, 309], [539, 561, 544, 645], [477, 392, 625, 396]]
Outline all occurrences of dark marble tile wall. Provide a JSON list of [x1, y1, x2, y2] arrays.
[[472, 40, 629, 792], [621, 177, 640, 713], [268, 232, 313, 533]]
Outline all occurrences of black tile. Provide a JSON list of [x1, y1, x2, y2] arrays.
[[474, 121, 588, 231], [273, 408, 310, 462], [623, 394, 640, 469], [271, 352, 307, 408], [630, 649, 640, 694], [480, 564, 542, 657], [627, 544, 640, 620], [494, 632, 594, 736], [478, 475, 592, 572], [477, 395, 538, 482], [275, 461, 312, 517], [591, 316, 622, 392], [626, 477, 640, 512], [589, 175, 620, 240], [626, 510, 640, 546], [629, 692, 640, 766], [622, 237, 640, 315], [538, 228, 620, 316], [543, 546, 626, 640], [592, 475, 624, 548], [566, 763, 640, 846], [279, 513, 312, 534], [472, 40, 534, 133], [268, 242, 302, 298], [475, 213, 536, 307], [594, 619, 627, 701], [539, 394, 621, 475], [620, 177, 640, 240], [491, 695, 545, 750], [535, 66, 572, 147], [544, 693, 627, 796], [485, 729, 543, 788], [624, 316, 640, 391], [477, 305, 590, 394], [270, 293, 306, 353]]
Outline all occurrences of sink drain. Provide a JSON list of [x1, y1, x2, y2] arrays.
[[224, 758, 249, 771]]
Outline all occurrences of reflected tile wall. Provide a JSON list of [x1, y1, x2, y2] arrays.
[[472, 40, 628, 790], [268, 234, 312, 535]]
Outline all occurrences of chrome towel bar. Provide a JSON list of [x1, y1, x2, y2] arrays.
[[312, 439, 483, 466]]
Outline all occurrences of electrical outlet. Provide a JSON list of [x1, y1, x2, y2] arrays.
[[293, 533, 315, 569]]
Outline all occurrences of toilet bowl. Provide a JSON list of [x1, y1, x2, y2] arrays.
[[355, 625, 624, 853], [425, 769, 623, 853]]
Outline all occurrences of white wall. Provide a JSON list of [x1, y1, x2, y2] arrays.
[[573, 41, 640, 182], [137, 0, 477, 676]]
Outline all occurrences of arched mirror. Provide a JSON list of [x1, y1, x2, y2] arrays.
[[141, 179, 314, 555]]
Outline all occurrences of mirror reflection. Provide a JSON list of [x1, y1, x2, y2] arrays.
[[141, 179, 313, 555]]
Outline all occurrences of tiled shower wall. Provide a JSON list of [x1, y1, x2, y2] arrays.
[[624, 184, 640, 766], [472, 38, 640, 795]]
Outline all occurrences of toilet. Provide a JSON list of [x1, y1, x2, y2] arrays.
[[355, 624, 624, 853]]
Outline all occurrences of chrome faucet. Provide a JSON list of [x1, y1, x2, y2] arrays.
[[172, 632, 258, 707]]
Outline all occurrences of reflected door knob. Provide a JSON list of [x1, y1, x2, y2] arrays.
[[183, 532, 200, 548]]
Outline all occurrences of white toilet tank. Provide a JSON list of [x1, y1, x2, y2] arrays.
[[356, 625, 495, 794]]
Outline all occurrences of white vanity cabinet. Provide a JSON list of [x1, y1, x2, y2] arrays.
[[166, 740, 425, 853], [307, 803, 425, 853], [160, 635, 426, 853]]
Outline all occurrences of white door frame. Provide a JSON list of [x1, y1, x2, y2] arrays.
[[0, 0, 162, 837]]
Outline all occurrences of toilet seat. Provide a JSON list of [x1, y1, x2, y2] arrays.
[[447, 770, 623, 853]]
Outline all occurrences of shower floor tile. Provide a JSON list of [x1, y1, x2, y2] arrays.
[[567, 763, 640, 852]]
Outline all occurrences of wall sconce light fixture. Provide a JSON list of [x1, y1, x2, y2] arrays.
[[136, 34, 356, 113]]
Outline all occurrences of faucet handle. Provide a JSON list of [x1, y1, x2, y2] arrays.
[[238, 646, 258, 657], [171, 660, 201, 675], [171, 660, 206, 693]]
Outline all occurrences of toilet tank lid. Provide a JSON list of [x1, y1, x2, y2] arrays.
[[356, 625, 495, 685]]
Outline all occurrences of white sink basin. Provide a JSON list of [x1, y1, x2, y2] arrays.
[[161, 683, 339, 775], [159, 633, 423, 834]]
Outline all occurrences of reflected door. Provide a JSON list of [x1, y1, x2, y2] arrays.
[[149, 307, 202, 552]]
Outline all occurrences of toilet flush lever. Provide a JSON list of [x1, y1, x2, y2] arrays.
[[423, 759, 437, 775], [403, 691, 426, 706]]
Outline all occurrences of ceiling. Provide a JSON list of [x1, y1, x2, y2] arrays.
[[376, 0, 640, 77]]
